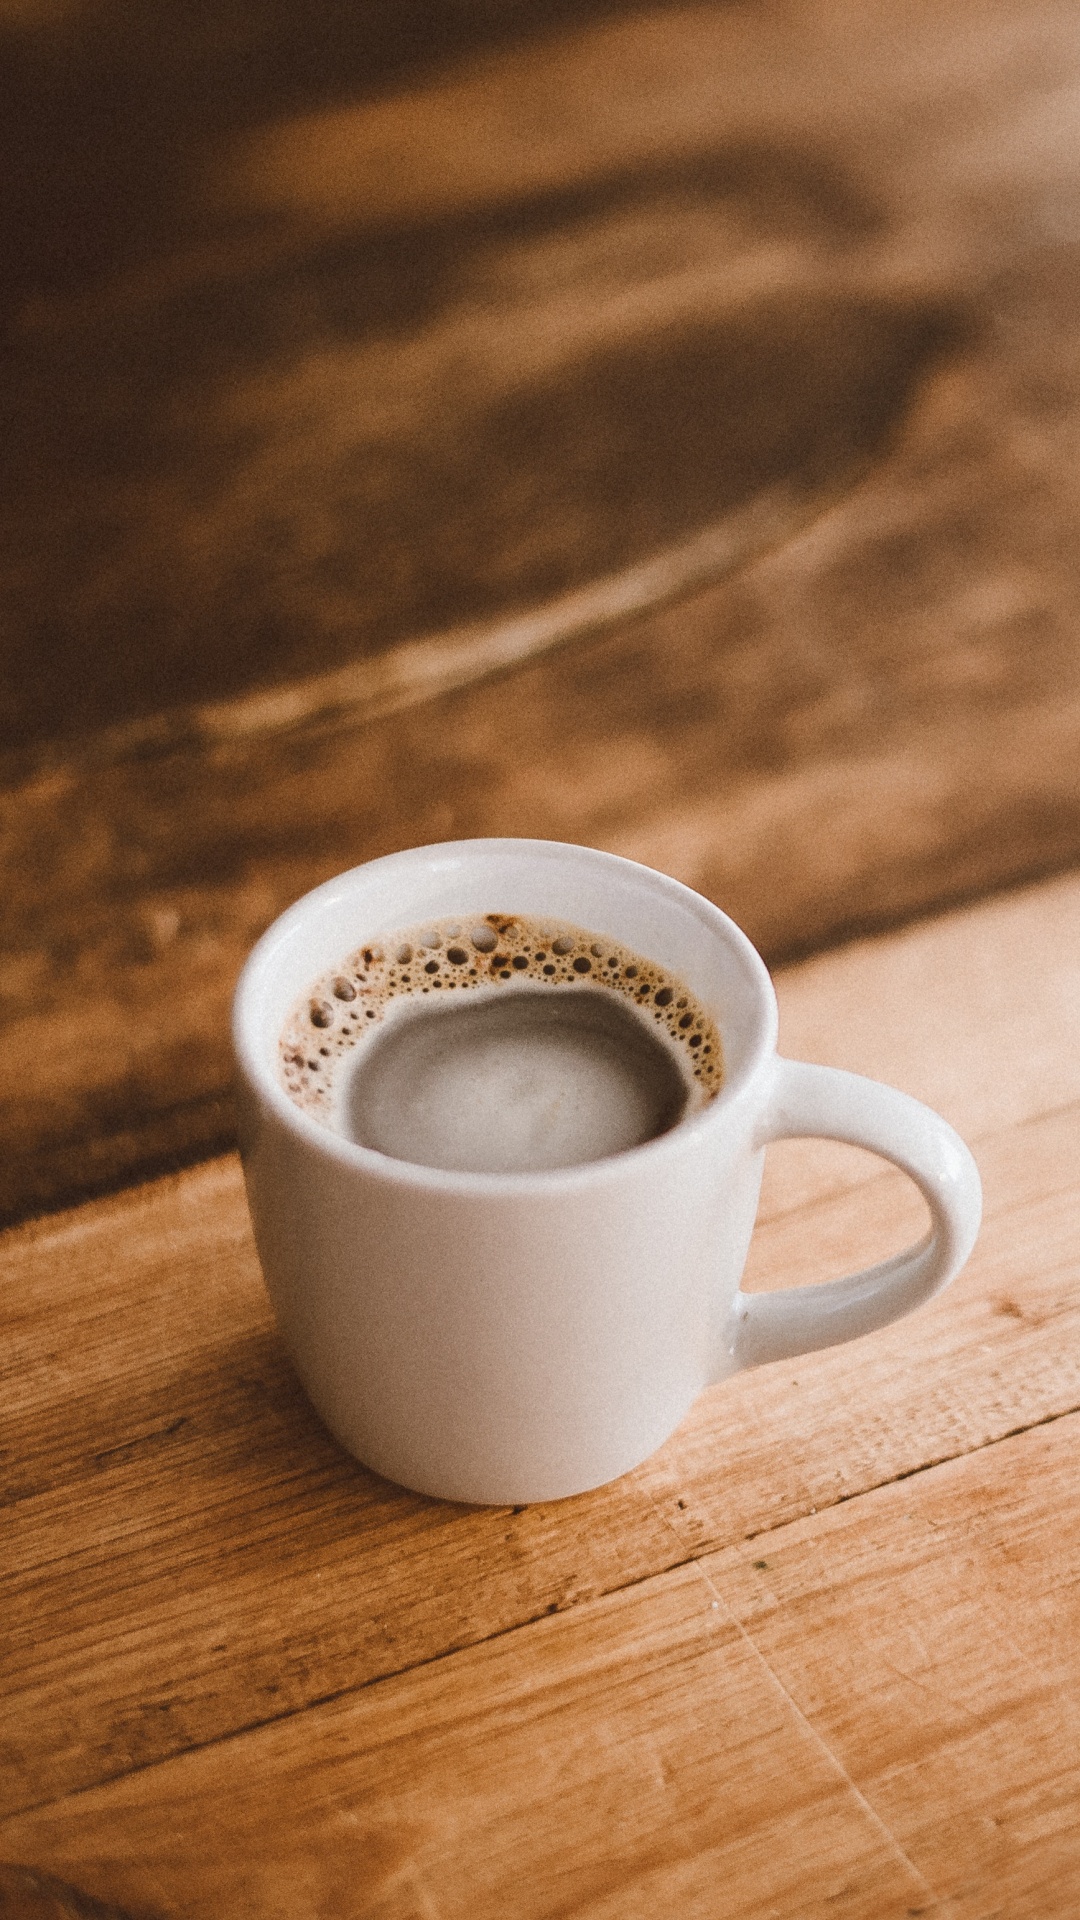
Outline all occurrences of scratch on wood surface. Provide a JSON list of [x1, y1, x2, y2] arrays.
[[878, 1655, 985, 1729], [691, 1562, 936, 1898]]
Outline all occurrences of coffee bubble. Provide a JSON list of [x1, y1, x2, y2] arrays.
[[278, 911, 723, 1135]]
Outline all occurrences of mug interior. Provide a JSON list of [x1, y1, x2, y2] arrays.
[[234, 842, 777, 1133]]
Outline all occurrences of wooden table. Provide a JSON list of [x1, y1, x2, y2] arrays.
[[6, 0, 1080, 1911], [4, 869, 1079, 1918]]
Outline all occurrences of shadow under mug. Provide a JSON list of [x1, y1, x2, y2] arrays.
[[232, 839, 982, 1505]]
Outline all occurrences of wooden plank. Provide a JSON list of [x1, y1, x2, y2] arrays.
[[3, 872, 1079, 1814], [3, 1416, 1077, 1918], [707, 1417, 1080, 1919], [6, 2, 1080, 1222], [3, 0, 957, 757], [0, 1562, 932, 1920], [0, 0, 653, 315]]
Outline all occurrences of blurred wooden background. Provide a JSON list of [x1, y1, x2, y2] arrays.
[[3, 0, 1080, 1224]]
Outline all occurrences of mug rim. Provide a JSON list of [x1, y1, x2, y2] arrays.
[[232, 838, 779, 1194]]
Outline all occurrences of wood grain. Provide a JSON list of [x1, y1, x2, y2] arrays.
[[0, 5, 938, 753], [2, 1560, 939, 1920], [5, 1, 1080, 1222], [3, 1423, 1078, 1916], [3, 871, 1078, 1859], [708, 1418, 1080, 1919]]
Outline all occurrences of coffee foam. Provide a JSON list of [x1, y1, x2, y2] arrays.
[[279, 911, 723, 1159]]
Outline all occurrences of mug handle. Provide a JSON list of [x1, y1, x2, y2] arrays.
[[731, 1058, 982, 1370]]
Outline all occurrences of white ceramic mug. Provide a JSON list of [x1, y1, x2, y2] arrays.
[[233, 839, 982, 1505]]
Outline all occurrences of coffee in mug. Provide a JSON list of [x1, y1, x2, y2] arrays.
[[278, 912, 722, 1174]]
